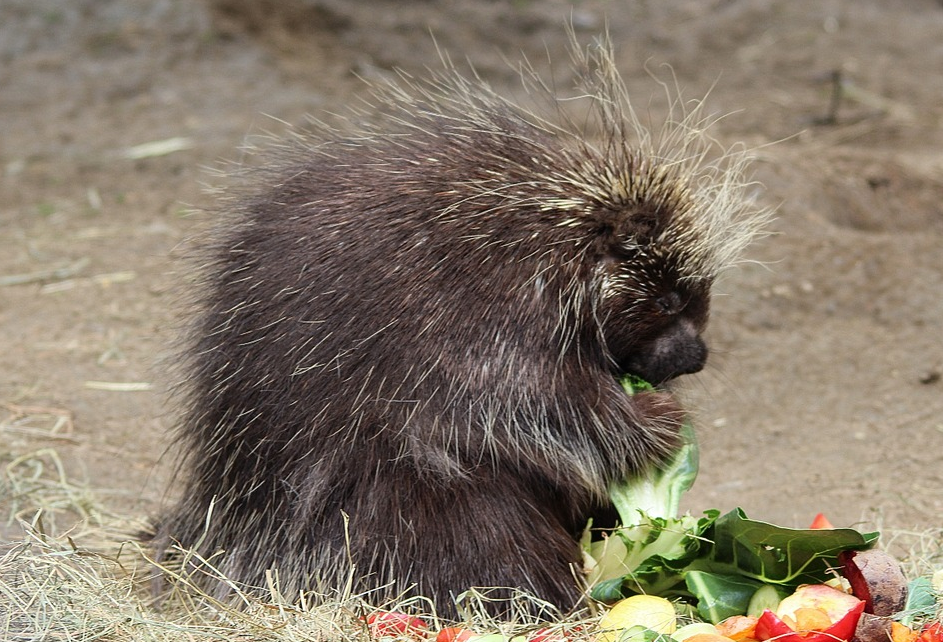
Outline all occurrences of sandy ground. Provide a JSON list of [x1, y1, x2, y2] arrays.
[[1, 0, 942, 551]]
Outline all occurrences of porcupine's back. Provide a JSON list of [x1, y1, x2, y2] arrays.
[[155, 38, 767, 611]]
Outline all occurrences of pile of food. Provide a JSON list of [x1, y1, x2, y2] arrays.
[[591, 551, 942, 642], [361, 376, 942, 642], [363, 555, 941, 642], [583, 376, 942, 642]]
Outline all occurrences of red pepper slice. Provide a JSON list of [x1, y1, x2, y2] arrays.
[[754, 601, 865, 642], [809, 513, 834, 529], [436, 627, 477, 642], [918, 623, 943, 642], [366, 611, 428, 638]]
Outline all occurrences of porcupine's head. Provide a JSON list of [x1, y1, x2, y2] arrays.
[[583, 146, 759, 386], [483, 37, 772, 390]]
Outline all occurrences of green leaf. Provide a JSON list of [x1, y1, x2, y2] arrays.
[[899, 576, 938, 627], [589, 510, 720, 601], [620, 375, 655, 394], [592, 577, 631, 603], [609, 422, 699, 524], [684, 571, 763, 623], [611, 375, 698, 522], [699, 508, 878, 586]]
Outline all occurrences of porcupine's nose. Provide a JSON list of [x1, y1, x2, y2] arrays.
[[628, 321, 708, 385]]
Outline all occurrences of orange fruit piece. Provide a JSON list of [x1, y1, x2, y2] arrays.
[[716, 616, 758, 641], [793, 608, 833, 635]]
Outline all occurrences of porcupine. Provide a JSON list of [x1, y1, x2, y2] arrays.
[[152, 37, 767, 616]]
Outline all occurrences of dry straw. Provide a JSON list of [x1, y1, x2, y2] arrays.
[[0, 450, 599, 641], [2, 445, 941, 641], [0, 529, 596, 641]]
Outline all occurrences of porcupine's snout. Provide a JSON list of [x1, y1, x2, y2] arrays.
[[625, 318, 708, 385]]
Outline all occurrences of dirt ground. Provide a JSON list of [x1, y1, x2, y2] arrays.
[[1, 0, 942, 552]]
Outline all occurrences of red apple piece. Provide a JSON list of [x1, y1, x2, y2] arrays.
[[777, 584, 864, 626], [755, 584, 865, 642]]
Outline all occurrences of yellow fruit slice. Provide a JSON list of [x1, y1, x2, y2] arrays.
[[598, 595, 678, 642]]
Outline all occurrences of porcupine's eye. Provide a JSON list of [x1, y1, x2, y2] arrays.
[[654, 291, 683, 316]]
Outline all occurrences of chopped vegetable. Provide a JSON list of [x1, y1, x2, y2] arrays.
[[852, 613, 895, 642], [840, 549, 909, 616], [775, 584, 863, 627], [809, 513, 835, 529], [366, 611, 428, 638], [900, 577, 939, 627], [746, 585, 785, 618], [918, 623, 943, 642], [714, 616, 758, 641], [891, 622, 921, 642], [671, 623, 722, 642], [755, 606, 863, 642], [684, 571, 762, 624]]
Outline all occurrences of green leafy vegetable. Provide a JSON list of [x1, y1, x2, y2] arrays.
[[702, 509, 879, 584], [610, 376, 700, 523], [684, 571, 763, 623], [586, 375, 716, 598], [899, 577, 939, 627], [587, 508, 720, 597], [586, 374, 879, 620], [679, 511, 877, 622]]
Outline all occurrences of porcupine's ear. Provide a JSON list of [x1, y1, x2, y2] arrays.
[[620, 206, 661, 244]]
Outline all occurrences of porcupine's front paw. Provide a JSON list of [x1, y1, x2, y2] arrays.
[[631, 388, 685, 424], [627, 388, 688, 466]]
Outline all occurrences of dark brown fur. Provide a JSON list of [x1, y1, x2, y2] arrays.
[[153, 43, 763, 616]]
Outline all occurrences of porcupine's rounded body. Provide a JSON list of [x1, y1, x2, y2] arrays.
[[153, 40, 766, 615]]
